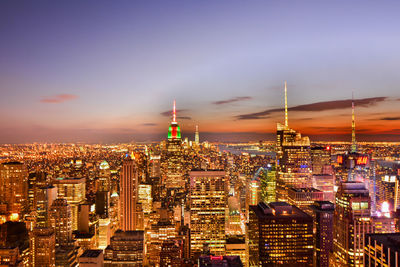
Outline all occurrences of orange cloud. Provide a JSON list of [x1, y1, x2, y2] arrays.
[[40, 94, 78, 103]]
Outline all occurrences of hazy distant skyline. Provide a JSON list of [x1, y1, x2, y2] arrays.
[[1, 1, 400, 143]]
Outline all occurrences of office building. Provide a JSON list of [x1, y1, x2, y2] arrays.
[[310, 201, 334, 267], [164, 101, 184, 191], [120, 155, 139, 231], [248, 202, 313, 267], [35, 185, 57, 227], [312, 174, 335, 202], [159, 240, 182, 267], [195, 125, 200, 145], [276, 83, 312, 202], [311, 146, 332, 175], [332, 182, 371, 266], [49, 198, 73, 247], [28, 172, 47, 212], [138, 184, 152, 214], [190, 170, 227, 256], [287, 187, 324, 215], [104, 230, 144, 266], [53, 177, 86, 230], [30, 227, 56, 267], [0, 162, 28, 218]]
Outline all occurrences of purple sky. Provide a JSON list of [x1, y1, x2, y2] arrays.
[[1, 1, 400, 143]]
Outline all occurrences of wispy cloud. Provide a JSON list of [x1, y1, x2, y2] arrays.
[[141, 123, 157, 126], [40, 94, 78, 103], [212, 96, 252, 105], [160, 109, 188, 117], [235, 97, 387, 120], [380, 117, 400, 121], [178, 116, 192, 120]]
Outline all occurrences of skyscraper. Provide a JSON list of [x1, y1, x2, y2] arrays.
[[120, 154, 139, 231], [35, 185, 57, 227], [53, 177, 86, 231], [164, 100, 184, 191], [189, 170, 227, 256], [49, 198, 73, 247], [276, 82, 312, 202], [332, 182, 371, 266], [195, 125, 200, 145], [30, 227, 56, 267], [248, 202, 313, 266], [311, 146, 332, 175], [310, 201, 334, 267], [0, 162, 28, 218]]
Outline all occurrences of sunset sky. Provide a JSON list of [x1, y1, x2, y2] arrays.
[[1, 1, 400, 143]]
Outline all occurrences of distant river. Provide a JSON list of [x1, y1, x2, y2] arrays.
[[218, 144, 275, 156]]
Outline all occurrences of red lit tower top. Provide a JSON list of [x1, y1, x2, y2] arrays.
[[168, 100, 181, 140]]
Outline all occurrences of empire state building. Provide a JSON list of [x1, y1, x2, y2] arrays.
[[164, 100, 184, 191]]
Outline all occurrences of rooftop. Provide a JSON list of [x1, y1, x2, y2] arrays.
[[251, 202, 312, 220], [80, 249, 102, 258]]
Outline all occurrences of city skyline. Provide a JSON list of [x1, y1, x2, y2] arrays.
[[1, 1, 400, 143]]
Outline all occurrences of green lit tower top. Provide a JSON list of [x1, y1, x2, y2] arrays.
[[168, 100, 181, 140]]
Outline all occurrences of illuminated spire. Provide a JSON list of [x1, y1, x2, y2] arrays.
[[284, 81, 288, 127], [173, 100, 177, 123], [168, 100, 181, 140], [351, 92, 357, 153]]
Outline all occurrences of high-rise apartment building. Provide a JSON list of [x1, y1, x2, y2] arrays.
[[120, 155, 139, 231], [248, 202, 313, 266], [189, 170, 227, 256], [310, 201, 334, 267], [332, 182, 371, 266], [0, 162, 28, 218]]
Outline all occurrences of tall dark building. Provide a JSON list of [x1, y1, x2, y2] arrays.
[[310, 201, 334, 267], [248, 202, 313, 267]]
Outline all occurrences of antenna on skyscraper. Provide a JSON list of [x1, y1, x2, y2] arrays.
[[351, 92, 357, 153], [285, 81, 288, 127], [173, 100, 176, 123]]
